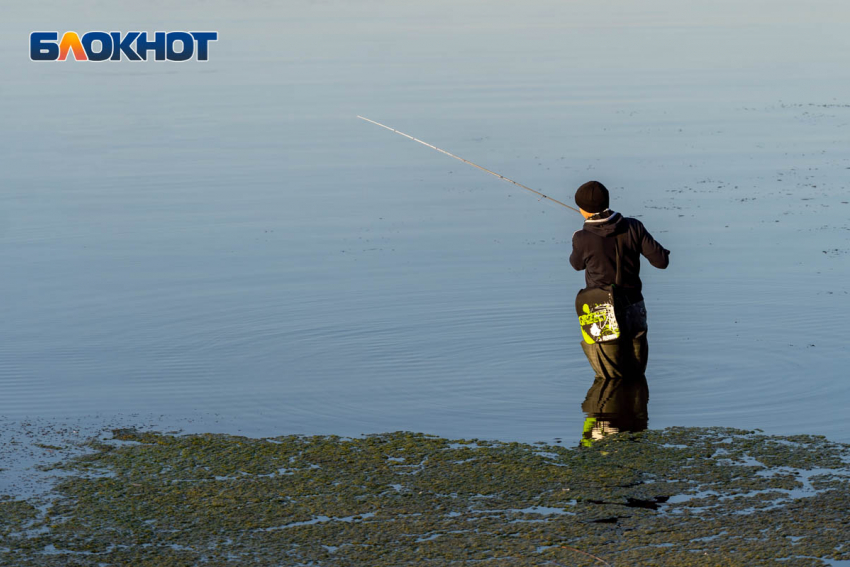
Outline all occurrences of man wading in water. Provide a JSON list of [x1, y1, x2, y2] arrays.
[[570, 181, 670, 379]]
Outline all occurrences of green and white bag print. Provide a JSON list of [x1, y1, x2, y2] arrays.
[[576, 288, 621, 344]]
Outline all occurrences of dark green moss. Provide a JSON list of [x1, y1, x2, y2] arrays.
[[1, 427, 848, 566], [31, 444, 64, 451]]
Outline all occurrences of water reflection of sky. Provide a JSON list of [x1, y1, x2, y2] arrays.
[[1, 1, 849, 443]]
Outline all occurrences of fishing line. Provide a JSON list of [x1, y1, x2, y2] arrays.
[[357, 115, 581, 214]]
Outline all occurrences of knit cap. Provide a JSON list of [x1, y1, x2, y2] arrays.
[[574, 181, 609, 213]]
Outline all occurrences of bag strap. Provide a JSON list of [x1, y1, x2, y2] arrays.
[[614, 233, 623, 289]]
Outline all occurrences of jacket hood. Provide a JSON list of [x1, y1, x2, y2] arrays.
[[583, 210, 624, 237]]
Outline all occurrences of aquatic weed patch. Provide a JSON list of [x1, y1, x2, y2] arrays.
[[0, 427, 848, 566]]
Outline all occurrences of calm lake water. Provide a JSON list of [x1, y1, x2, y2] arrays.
[[1, 1, 849, 447]]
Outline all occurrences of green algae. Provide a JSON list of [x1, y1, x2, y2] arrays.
[[0, 498, 38, 539], [1, 427, 848, 566]]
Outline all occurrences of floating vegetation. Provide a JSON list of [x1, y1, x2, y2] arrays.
[[1, 427, 848, 566]]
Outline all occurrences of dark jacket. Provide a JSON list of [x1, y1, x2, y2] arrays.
[[570, 210, 669, 303]]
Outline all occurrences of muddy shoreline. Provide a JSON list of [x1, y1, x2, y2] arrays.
[[2, 426, 848, 566]]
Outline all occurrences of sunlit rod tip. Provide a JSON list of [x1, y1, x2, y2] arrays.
[[356, 116, 580, 214]]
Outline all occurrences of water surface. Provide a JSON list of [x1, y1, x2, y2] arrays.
[[1, 0, 849, 445]]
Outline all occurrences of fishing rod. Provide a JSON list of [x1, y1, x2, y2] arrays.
[[357, 116, 581, 215]]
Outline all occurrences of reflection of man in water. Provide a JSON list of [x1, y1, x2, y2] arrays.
[[570, 181, 670, 377], [581, 373, 648, 446]]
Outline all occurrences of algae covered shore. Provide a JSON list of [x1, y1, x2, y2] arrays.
[[1, 427, 849, 566]]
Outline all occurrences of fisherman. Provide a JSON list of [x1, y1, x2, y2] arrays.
[[570, 181, 670, 378]]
